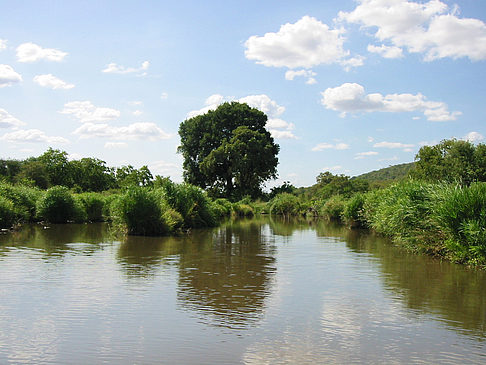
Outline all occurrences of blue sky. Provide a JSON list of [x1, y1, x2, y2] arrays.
[[1, 0, 486, 188]]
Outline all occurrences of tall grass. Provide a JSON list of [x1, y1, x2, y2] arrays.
[[269, 193, 304, 216], [0, 182, 42, 222], [77, 192, 106, 222], [319, 195, 346, 221], [341, 193, 365, 227], [0, 196, 16, 228], [36, 186, 86, 223]]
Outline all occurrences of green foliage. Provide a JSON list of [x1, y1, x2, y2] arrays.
[[232, 203, 254, 217], [116, 165, 154, 188], [112, 187, 168, 236], [431, 183, 486, 264], [77, 193, 106, 222], [178, 102, 279, 200], [268, 181, 296, 199], [269, 193, 304, 216], [341, 193, 366, 227], [212, 198, 233, 218], [37, 148, 73, 187], [36, 186, 86, 223], [71, 158, 116, 192], [320, 195, 346, 221], [411, 139, 486, 185], [0, 196, 16, 228], [0, 182, 42, 222]]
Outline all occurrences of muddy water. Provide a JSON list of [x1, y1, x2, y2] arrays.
[[0, 218, 484, 364]]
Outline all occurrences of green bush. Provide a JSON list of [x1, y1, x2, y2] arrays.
[[320, 195, 346, 221], [0, 182, 42, 222], [0, 196, 16, 228], [432, 182, 486, 264], [112, 187, 168, 236], [77, 192, 106, 222], [232, 203, 254, 217], [36, 186, 86, 223], [212, 198, 233, 217], [341, 193, 365, 227], [269, 193, 303, 216]]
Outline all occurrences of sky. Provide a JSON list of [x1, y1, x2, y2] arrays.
[[1, 0, 486, 188]]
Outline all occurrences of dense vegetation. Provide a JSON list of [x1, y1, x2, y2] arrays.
[[355, 162, 415, 183]]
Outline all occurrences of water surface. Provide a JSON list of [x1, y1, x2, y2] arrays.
[[0, 218, 484, 364]]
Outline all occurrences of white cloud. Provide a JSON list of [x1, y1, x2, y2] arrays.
[[245, 16, 362, 70], [339, 0, 486, 61], [161, 92, 168, 100], [367, 136, 374, 142], [132, 110, 143, 117], [0, 109, 26, 129], [16, 42, 67, 62], [0, 64, 22, 87], [60, 101, 120, 123], [73, 122, 171, 141], [129, 101, 143, 106], [463, 131, 484, 143], [367, 44, 404, 58], [374, 141, 414, 149], [355, 151, 379, 159], [149, 160, 181, 175], [0, 129, 68, 144], [321, 82, 460, 121], [0, 39, 7, 51], [102, 60, 149, 75], [33, 74, 74, 90], [285, 69, 317, 84], [104, 142, 128, 149], [187, 94, 296, 140], [312, 142, 350, 151], [322, 165, 343, 173]]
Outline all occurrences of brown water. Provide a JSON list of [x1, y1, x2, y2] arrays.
[[0, 217, 484, 364]]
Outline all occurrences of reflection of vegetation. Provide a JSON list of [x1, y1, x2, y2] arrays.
[[177, 218, 277, 329], [0, 223, 112, 257], [116, 235, 182, 278], [344, 229, 486, 338]]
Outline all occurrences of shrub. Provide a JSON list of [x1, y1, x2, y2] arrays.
[[77, 192, 106, 222], [0, 196, 16, 228], [36, 186, 86, 223], [269, 193, 303, 216], [112, 187, 168, 236], [232, 203, 254, 217], [212, 198, 233, 218], [341, 193, 365, 227], [432, 182, 486, 264], [0, 182, 42, 222], [320, 195, 346, 221]]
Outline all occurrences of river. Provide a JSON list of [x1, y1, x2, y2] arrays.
[[0, 217, 484, 364]]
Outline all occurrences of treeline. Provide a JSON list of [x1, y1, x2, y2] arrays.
[[0, 148, 156, 191], [265, 139, 486, 267]]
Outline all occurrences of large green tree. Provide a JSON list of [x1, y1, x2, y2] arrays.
[[411, 139, 486, 185], [178, 102, 279, 200]]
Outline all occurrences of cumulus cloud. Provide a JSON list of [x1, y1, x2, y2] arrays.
[[0, 109, 26, 129], [16, 42, 67, 62], [355, 151, 379, 159], [73, 122, 171, 141], [187, 94, 296, 139], [374, 141, 415, 149], [149, 160, 181, 176], [0, 39, 6, 51], [60, 101, 120, 123], [463, 131, 484, 143], [33, 74, 74, 90], [245, 16, 362, 70], [0, 64, 22, 87], [285, 69, 317, 84], [0, 129, 68, 144], [339, 0, 486, 61], [312, 142, 350, 151], [321, 82, 461, 121], [367, 44, 404, 58], [102, 60, 149, 75]]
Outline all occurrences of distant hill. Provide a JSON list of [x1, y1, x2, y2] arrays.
[[354, 162, 415, 182]]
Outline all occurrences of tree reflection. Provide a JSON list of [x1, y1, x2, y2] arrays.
[[177, 219, 277, 329]]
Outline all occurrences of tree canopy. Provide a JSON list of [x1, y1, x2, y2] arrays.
[[178, 102, 279, 200], [411, 139, 486, 185]]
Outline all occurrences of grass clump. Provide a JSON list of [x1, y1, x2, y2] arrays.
[[36, 186, 86, 223], [319, 195, 346, 221], [341, 193, 366, 227], [112, 187, 168, 236], [269, 193, 303, 216], [432, 182, 486, 265], [0, 196, 16, 228], [0, 182, 42, 222], [77, 192, 106, 222]]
